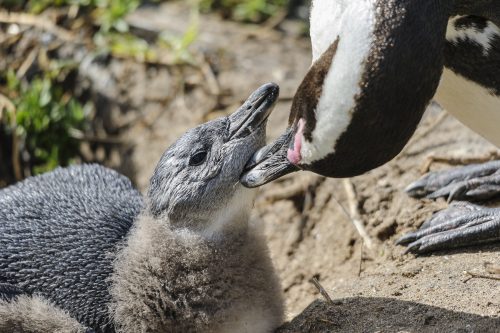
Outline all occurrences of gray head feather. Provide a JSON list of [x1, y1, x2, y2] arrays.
[[148, 83, 279, 231]]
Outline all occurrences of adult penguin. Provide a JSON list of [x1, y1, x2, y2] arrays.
[[241, 0, 500, 254]]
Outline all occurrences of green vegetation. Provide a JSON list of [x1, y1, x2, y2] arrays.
[[92, 0, 141, 33], [3, 0, 141, 33], [200, 0, 289, 23], [1, 0, 140, 179], [3, 68, 87, 175], [0, 0, 293, 182], [158, 7, 200, 64]]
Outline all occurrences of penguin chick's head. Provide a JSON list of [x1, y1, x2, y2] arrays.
[[147, 83, 279, 231]]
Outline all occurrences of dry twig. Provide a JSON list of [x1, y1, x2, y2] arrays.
[[262, 9, 288, 30], [463, 271, 500, 283], [0, 11, 74, 42], [69, 129, 124, 145], [109, 52, 183, 68], [0, 94, 15, 123], [198, 55, 221, 97], [0, 93, 22, 180], [341, 179, 375, 250], [358, 240, 364, 277], [419, 150, 500, 174], [16, 47, 39, 79], [310, 277, 335, 306]]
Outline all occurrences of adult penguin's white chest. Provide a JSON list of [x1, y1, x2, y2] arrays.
[[435, 69, 500, 147]]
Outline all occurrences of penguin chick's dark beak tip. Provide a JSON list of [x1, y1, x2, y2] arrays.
[[229, 83, 279, 140]]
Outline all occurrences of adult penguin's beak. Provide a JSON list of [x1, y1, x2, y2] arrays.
[[240, 126, 300, 188]]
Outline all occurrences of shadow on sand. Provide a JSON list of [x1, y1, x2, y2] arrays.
[[277, 297, 500, 333]]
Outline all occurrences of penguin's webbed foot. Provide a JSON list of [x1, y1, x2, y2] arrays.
[[399, 160, 500, 254], [405, 160, 500, 202], [396, 202, 500, 253]]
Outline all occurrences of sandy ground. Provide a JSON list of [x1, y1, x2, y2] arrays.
[[5, 3, 492, 332], [66, 2, 500, 331]]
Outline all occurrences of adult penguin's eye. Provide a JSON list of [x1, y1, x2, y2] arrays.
[[189, 151, 208, 166]]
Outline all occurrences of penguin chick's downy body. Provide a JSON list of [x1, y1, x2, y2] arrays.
[[0, 83, 283, 333]]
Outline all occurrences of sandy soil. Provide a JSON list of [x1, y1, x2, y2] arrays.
[[84, 2, 500, 331]]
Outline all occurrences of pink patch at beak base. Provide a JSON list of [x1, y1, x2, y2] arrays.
[[287, 118, 305, 165]]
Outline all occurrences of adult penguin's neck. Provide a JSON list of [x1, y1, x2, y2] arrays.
[[297, 0, 451, 177]]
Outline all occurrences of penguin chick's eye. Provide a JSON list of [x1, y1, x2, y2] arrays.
[[189, 151, 208, 166]]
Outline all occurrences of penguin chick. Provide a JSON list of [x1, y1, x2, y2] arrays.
[[0, 83, 283, 333], [110, 83, 284, 333], [0, 294, 90, 333]]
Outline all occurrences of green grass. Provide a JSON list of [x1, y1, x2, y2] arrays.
[[1, 0, 140, 177], [3, 0, 140, 33], [200, 0, 289, 22], [3, 68, 87, 175], [0, 0, 292, 179]]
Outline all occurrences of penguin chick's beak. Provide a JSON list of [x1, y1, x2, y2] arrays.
[[240, 127, 299, 188], [229, 83, 279, 140]]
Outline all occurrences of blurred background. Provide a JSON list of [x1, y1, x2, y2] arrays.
[[0, 0, 310, 187], [1, 1, 498, 329]]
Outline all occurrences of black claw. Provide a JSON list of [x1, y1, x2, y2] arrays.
[[395, 232, 418, 246], [447, 183, 467, 202], [404, 239, 423, 254], [401, 161, 500, 254], [446, 193, 456, 204], [398, 208, 500, 254], [405, 179, 430, 198], [407, 160, 500, 200]]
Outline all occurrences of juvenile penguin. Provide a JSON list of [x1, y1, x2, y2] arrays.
[[242, 0, 500, 253], [0, 83, 283, 333]]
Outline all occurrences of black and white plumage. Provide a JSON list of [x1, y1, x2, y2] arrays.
[[0, 83, 284, 332], [242, 0, 500, 253]]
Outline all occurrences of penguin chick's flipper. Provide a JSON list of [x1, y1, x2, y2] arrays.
[[0, 294, 93, 333], [405, 160, 500, 202], [397, 202, 500, 254]]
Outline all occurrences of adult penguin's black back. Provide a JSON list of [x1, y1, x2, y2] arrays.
[[0, 164, 143, 332]]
